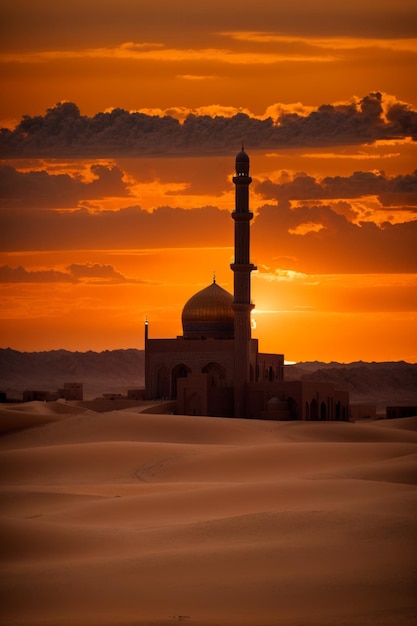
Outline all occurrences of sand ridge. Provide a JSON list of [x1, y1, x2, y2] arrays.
[[1, 403, 416, 626]]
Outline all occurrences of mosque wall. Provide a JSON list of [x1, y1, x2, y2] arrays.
[[257, 352, 285, 382], [145, 338, 235, 400], [177, 373, 234, 417], [246, 380, 349, 421]]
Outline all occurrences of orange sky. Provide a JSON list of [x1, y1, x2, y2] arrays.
[[1, 0, 416, 362]]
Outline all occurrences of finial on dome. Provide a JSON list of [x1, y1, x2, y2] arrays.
[[213, 270, 216, 284]]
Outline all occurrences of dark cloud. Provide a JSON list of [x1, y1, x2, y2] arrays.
[[0, 205, 231, 252], [252, 203, 417, 273], [0, 265, 76, 283], [1, 202, 415, 274], [0, 163, 130, 208], [1, 94, 416, 158], [255, 169, 417, 209], [67, 263, 130, 283], [0, 262, 143, 284]]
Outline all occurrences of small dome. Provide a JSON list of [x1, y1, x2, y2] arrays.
[[182, 280, 234, 339], [235, 147, 250, 176]]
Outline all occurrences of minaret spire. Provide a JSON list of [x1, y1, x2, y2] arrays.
[[231, 146, 256, 418], [144, 315, 150, 398]]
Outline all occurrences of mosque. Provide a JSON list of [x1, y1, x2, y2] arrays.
[[145, 149, 349, 421]]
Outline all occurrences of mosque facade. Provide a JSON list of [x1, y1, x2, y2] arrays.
[[145, 149, 349, 421]]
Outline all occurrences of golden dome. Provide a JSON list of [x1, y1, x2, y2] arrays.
[[182, 280, 234, 339]]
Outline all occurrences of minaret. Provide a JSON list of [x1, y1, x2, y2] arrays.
[[144, 317, 150, 399], [231, 147, 256, 417]]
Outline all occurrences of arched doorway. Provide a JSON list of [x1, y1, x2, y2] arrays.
[[320, 401, 327, 421], [202, 362, 225, 387], [172, 363, 191, 399]]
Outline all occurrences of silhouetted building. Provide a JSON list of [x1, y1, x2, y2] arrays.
[[57, 382, 83, 401], [23, 390, 51, 402], [23, 382, 83, 402], [350, 404, 377, 421], [386, 406, 417, 419], [145, 149, 349, 420], [127, 388, 145, 400]]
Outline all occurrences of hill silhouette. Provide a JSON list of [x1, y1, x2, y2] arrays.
[[285, 360, 417, 409], [1, 348, 416, 408], [0, 348, 144, 400]]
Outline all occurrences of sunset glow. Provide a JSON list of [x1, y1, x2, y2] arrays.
[[1, 0, 416, 362]]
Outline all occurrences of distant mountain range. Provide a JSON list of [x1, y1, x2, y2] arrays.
[[1, 348, 416, 409], [284, 360, 417, 409], [0, 348, 144, 400]]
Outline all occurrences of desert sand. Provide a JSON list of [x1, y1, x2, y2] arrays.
[[1, 401, 416, 626]]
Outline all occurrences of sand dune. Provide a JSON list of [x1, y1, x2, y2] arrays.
[[0, 400, 88, 436], [1, 403, 416, 626]]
